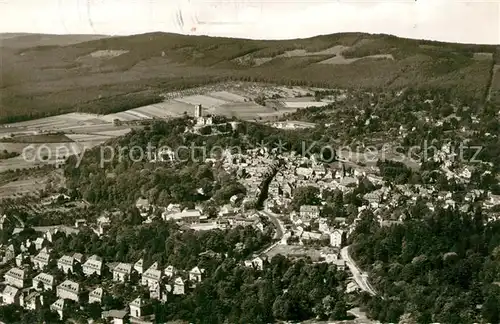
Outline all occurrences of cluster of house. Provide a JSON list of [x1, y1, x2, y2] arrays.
[[0, 231, 206, 323], [135, 195, 266, 233]]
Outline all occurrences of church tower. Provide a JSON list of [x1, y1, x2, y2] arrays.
[[194, 104, 202, 118]]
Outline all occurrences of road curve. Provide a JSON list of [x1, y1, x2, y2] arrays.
[[341, 245, 377, 296], [259, 209, 284, 240]]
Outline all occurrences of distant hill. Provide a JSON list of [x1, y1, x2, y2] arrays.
[[1, 32, 499, 124]]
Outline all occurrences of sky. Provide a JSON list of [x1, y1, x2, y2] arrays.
[[0, 0, 499, 44]]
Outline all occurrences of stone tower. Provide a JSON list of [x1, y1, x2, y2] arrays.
[[194, 104, 202, 118]]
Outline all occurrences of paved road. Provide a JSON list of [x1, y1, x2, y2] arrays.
[[259, 209, 284, 240], [341, 245, 377, 296]]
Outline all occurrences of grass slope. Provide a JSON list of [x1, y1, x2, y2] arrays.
[[1, 32, 499, 124]]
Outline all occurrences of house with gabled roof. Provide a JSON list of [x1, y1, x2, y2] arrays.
[[172, 277, 185, 295], [330, 229, 345, 248], [72, 253, 84, 264], [58, 255, 75, 274], [244, 256, 264, 270], [141, 264, 162, 288], [15, 253, 29, 267], [4, 267, 26, 289], [164, 265, 176, 278], [50, 298, 65, 320], [83, 255, 103, 276], [32, 272, 55, 291], [134, 258, 146, 274], [33, 250, 51, 270], [89, 287, 103, 304], [56, 280, 80, 302], [101, 309, 128, 324], [113, 263, 132, 282], [299, 205, 320, 221], [21, 291, 43, 310], [1, 285, 21, 305], [34, 237, 47, 251], [189, 266, 204, 283], [129, 297, 152, 319]]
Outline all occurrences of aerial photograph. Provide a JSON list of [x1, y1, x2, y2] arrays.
[[0, 0, 499, 323]]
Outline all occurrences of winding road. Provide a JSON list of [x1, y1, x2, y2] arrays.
[[259, 207, 285, 240], [341, 245, 377, 296]]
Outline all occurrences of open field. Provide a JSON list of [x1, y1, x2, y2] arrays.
[[1, 32, 498, 123], [0, 82, 330, 172], [0, 169, 65, 200]]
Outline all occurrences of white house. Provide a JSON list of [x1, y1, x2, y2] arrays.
[[113, 263, 132, 282], [32, 272, 55, 291], [129, 297, 148, 319], [1, 286, 20, 305], [330, 230, 345, 248], [96, 216, 111, 235], [244, 256, 264, 270], [89, 287, 103, 304], [172, 277, 185, 295], [57, 255, 75, 274], [83, 255, 103, 276], [50, 299, 65, 320], [189, 266, 204, 283], [134, 259, 146, 275], [163, 209, 201, 224], [56, 280, 80, 302], [299, 205, 320, 221], [33, 250, 51, 270], [164, 265, 176, 278], [141, 265, 162, 288], [21, 291, 43, 311], [4, 267, 25, 289], [34, 237, 46, 251]]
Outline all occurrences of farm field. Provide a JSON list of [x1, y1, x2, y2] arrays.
[[0, 82, 332, 172]]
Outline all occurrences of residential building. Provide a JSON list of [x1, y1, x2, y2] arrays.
[[32, 273, 55, 291], [72, 253, 84, 263], [244, 256, 264, 270], [56, 280, 80, 302], [299, 205, 320, 221], [15, 254, 23, 267], [330, 230, 345, 248], [129, 297, 151, 319], [96, 216, 111, 235], [134, 259, 145, 275], [33, 250, 51, 270], [332, 259, 346, 271], [50, 299, 65, 320], [173, 277, 185, 295], [189, 266, 204, 283], [4, 267, 25, 289], [164, 265, 176, 278], [136, 198, 151, 217], [1, 286, 20, 305], [83, 255, 103, 276], [34, 237, 46, 251], [74, 219, 87, 228], [101, 310, 128, 324], [89, 287, 103, 304], [21, 291, 43, 310], [113, 263, 132, 282], [58, 255, 75, 274], [163, 209, 201, 224], [141, 265, 162, 288]]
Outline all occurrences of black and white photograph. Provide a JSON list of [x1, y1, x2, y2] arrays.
[[0, 0, 499, 323]]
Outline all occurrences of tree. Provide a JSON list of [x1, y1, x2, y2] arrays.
[[291, 186, 321, 211]]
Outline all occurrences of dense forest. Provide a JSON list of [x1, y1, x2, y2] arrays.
[[350, 206, 500, 323]]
